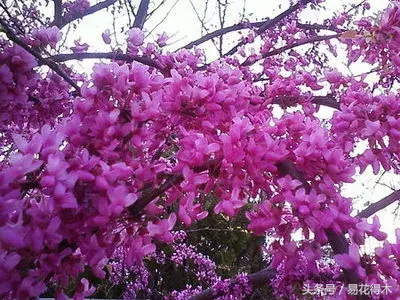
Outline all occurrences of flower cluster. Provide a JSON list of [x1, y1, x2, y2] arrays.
[[63, 0, 91, 21], [212, 273, 252, 300]]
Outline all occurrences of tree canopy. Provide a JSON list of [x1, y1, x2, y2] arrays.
[[0, 0, 400, 299]]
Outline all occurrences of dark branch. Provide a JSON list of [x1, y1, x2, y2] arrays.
[[222, 0, 314, 58], [242, 34, 340, 66], [0, 18, 80, 92], [268, 94, 340, 111], [58, 0, 117, 29], [132, 0, 150, 29], [312, 95, 340, 110], [181, 20, 342, 50], [53, 0, 63, 27], [49, 52, 161, 69], [357, 189, 400, 219]]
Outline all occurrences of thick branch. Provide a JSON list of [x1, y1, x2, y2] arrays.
[[190, 268, 276, 300], [312, 95, 340, 110], [271, 94, 341, 111], [0, 18, 80, 92], [132, 0, 150, 29], [58, 0, 117, 29], [357, 189, 400, 219], [53, 0, 62, 27], [222, 0, 313, 58], [242, 34, 340, 66], [49, 52, 161, 69]]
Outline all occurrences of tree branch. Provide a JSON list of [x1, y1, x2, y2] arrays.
[[181, 20, 342, 50], [58, 0, 118, 29], [53, 0, 63, 28], [357, 190, 400, 219], [267, 94, 340, 110], [222, 0, 314, 58], [311, 95, 340, 110], [242, 34, 340, 66], [132, 0, 150, 29], [49, 52, 162, 69], [0, 17, 80, 93]]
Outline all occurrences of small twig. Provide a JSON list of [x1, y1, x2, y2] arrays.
[[146, 0, 167, 20], [146, 0, 181, 38], [188, 0, 220, 54]]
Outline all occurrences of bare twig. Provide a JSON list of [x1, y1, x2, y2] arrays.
[[217, 0, 229, 56], [146, 0, 167, 20], [0, 2, 25, 34], [269, 94, 340, 110], [188, 0, 220, 53], [147, 0, 181, 38], [311, 95, 340, 110]]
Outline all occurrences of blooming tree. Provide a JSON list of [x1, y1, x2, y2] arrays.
[[0, 0, 400, 299]]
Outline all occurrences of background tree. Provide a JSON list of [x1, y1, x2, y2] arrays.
[[0, 0, 400, 299]]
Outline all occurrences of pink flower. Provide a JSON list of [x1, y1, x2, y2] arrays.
[[31, 26, 62, 48], [354, 216, 387, 243], [246, 201, 281, 235], [102, 29, 111, 44], [181, 166, 209, 192], [178, 193, 208, 226], [277, 175, 302, 191], [147, 213, 177, 243], [334, 244, 366, 279], [362, 120, 381, 137], [156, 32, 168, 47], [73, 278, 95, 300], [126, 236, 156, 266], [71, 39, 89, 53], [107, 185, 137, 215], [127, 28, 145, 46], [16, 276, 46, 298]]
